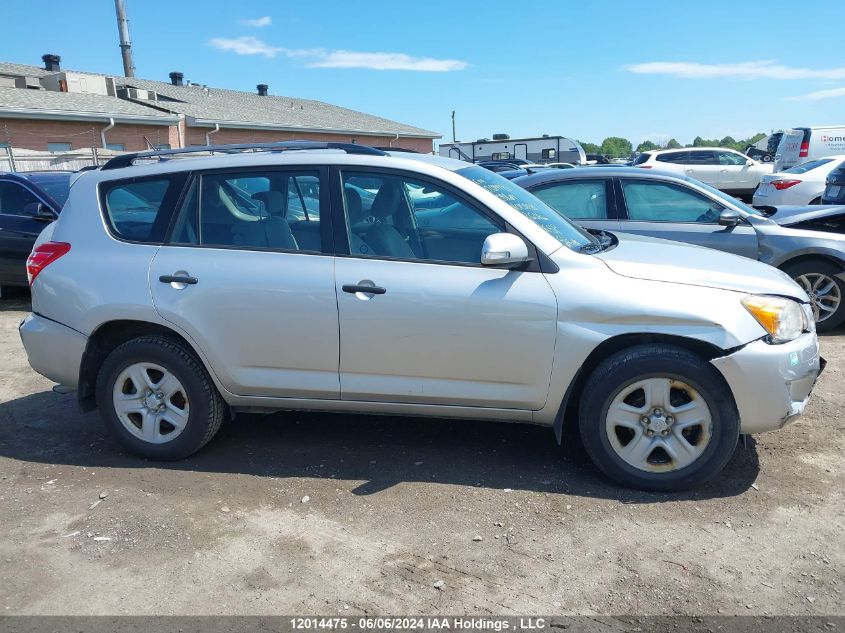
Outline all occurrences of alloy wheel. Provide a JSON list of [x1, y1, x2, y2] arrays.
[[795, 273, 842, 324]]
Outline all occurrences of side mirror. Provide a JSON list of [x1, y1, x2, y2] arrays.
[[481, 232, 531, 267], [718, 209, 740, 227], [24, 202, 57, 222], [746, 159, 754, 166]]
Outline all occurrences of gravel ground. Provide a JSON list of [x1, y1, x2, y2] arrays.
[[0, 293, 842, 616]]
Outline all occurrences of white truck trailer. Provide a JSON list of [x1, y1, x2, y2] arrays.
[[439, 135, 586, 165]]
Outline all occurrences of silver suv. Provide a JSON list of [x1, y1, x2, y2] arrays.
[[19, 142, 823, 491]]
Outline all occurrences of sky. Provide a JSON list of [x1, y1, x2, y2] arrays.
[[2, 1, 844, 148]]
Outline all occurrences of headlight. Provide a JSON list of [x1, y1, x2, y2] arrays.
[[742, 295, 807, 343]]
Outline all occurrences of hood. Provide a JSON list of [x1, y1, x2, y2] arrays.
[[594, 232, 807, 299], [765, 204, 845, 227]]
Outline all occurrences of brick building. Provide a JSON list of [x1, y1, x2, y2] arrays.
[[0, 56, 439, 154]]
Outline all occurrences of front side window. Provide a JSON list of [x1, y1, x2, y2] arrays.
[[101, 177, 181, 242], [621, 179, 724, 223], [717, 151, 748, 166], [341, 171, 502, 264], [456, 165, 595, 250], [175, 170, 322, 252], [0, 181, 39, 216], [532, 180, 609, 219]]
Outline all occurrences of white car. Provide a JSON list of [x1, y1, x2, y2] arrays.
[[633, 147, 773, 197], [773, 126, 845, 172], [753, 155, 845, 207]]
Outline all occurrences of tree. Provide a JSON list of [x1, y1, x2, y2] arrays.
[[692, 136, 706, 147], [599, 136, 633, 158], [579, 141, 601, 154], [636, 140, 659, 153], [665, 138, 682, 149]]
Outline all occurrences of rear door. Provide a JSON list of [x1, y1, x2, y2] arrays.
[[527, 177, 621, 233], [148, 166, 341, 400], [774, 129, 804, 172], [683, 150, 721, 187], [0, 179, 52, 285], [616, 177, 759, 258]]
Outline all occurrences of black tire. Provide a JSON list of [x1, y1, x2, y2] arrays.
[[578, 344, 740, 492], [95, 335, 227, 460], [783, 260, 845, 333]]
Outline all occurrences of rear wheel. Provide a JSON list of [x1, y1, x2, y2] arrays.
[[578, 345, 740, 491], [96, 335, 226, 459], [784, 260, 845, 333]]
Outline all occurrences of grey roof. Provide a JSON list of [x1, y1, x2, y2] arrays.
[[0, 61, 440, 138], [0, 86, 178, 123]]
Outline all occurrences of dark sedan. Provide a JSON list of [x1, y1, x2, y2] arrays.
[[514, 166, 845, 331], [0, 171, 72, 291]]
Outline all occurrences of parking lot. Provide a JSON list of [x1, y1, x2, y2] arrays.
[[0, 293, 842, 616]]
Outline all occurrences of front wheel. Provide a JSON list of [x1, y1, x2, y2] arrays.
[[578, 345, 740, 491], [96, 335, 227, 460], [784, 260, 845, 333]]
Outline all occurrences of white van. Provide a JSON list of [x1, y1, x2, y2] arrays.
[[773, 126, 845, 172]]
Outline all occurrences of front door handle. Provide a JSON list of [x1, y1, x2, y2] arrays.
[[342, 284, 386, 295], [159, 274, 198, 285]]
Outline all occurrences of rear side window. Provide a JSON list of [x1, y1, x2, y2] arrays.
[[532, 180, 610, 219], [632, 153, 651, 166], [101, 175, 186, 242], [656, 152, 689, 164]]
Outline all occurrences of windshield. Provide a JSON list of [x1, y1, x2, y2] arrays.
[[456, 166, 596, 250], [684, 177, 763, 217], [784, 158, 836, 174]]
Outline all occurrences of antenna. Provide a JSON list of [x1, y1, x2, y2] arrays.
[[114, 0, 136, 77]]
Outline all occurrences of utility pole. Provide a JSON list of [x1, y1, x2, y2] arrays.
[[451, 110, 456, 143], [114, 0, 136, 77]]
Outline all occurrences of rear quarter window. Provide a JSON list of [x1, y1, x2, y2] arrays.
[[100, 175, 187, 242]]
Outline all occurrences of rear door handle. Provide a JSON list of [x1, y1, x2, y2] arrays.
[[342, 284, 386, 295], [159, 275, 198, 285]]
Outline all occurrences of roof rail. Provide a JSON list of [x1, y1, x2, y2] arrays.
[[101, 141, 387, 170]]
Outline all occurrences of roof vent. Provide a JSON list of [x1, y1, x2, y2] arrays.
[[42, 54, 61, 72], [492, 133, 510, 141], [257, 83, 268, 96], [169, 71, 184, 86]]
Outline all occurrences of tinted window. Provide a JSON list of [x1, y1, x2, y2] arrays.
[[342, 171, 501, 264], [0, 181, 39, 216], [621, 180, 724, 223], [717, 151, 748, 166], [102, 177, 179, 242], [688, 150, 717, 165], [532, 180, 609, 219], [179, 170, 321, 252], [632, 153, 651, 166], [656, 152, 689, 164], [456, 166, 595, 250]]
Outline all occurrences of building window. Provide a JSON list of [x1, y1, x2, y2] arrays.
[[491, 152, 511, 160], [541, 148, 556, 160], [47, 142, 72, 152], [0, 142, 9, 150], [105, 143, 125, 151]]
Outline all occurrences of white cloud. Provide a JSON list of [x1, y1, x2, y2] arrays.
[[208, 36, 281, 58], [624, 61, 845, 81], [240, 16, 272, 28], [209, 40, 468, 71], [307, 50, 468, 72], [786, 86, 845, 101]]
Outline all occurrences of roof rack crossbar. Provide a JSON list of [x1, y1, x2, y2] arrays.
[[101, 141, 387, 170]]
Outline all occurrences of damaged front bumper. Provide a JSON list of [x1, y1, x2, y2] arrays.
[[711, 332, 823, 434]]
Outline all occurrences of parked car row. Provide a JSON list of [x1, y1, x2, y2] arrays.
[[753, 156, 845, 207], [17, 142, 824, 492]]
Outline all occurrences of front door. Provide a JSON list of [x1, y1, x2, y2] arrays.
[[617, 178, 759, 258], [148, 167, 341, 400], [683, 150, 721, 187], [334, 168, 558, 410]]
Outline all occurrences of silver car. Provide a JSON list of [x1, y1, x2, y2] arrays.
[[19, 143, 823, 491], [514, 167, 845, 331]]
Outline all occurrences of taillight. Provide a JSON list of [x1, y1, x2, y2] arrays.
[[26, 242, 70, 285], [771, 179, 802, 190], [799, 142, 809, 158]]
